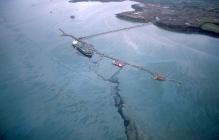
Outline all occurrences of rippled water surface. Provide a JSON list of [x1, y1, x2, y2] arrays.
[[0, 0, 219, 140]]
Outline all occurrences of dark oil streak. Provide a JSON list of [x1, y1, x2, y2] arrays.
[[96, 68, 139, 140]]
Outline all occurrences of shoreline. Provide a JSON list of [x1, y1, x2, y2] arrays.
[[154, 22, 219, 38]]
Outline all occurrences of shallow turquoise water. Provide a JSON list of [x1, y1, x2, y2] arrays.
[[0, 0, 219, 140]]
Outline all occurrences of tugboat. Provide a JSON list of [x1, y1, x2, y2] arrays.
[[112, 60, 125, 68], [72, 39, 94, 58], [153, 74, 166, 81]]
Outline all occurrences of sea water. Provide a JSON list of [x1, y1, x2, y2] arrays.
[[0, 0, 219, 140]]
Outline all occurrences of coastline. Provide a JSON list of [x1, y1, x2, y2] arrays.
[[116, 3, 219, 38]]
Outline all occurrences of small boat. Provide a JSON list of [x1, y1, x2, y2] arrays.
[[153, 74, 166, 81], [112, 60, 125, 68], [72, 40, 94, 58]]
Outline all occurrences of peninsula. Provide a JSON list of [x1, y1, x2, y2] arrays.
[[116, 3, 219, 37]]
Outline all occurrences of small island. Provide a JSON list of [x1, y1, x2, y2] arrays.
[[116, 3, 219, 37]]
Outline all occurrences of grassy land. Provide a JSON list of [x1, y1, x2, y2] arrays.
[[201, 23, 219, 33]]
